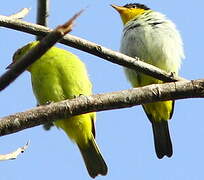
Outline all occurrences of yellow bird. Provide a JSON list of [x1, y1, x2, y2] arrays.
[[112, 3, 184, 158], [11, 41, 108, 178]]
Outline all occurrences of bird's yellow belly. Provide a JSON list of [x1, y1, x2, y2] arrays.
[[54, 113, 94, 146]]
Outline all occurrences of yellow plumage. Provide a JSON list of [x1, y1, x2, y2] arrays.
[[12, 41, 107, 178]]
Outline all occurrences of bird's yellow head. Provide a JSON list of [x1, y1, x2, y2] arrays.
[[12, 41, 38, 63], [111, 3, 150, 25], [7, 41, 39, 71]]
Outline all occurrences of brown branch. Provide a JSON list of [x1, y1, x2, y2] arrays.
[[0, 79, 203, 137], [36, 0, 49, 40], [0, 141, 29, 161], [37, 0, 49, 26], [56, 10, 83, 35], [0, 15, 185, 83], [0, 11, 82, 91], [8, 8, 30, 19], [36, 0, 52, 130]]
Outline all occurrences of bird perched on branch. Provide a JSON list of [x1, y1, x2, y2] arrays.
[[10, 41, 107, 178], [112, 3, 184, 158]]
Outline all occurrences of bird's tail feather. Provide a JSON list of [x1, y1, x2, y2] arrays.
[[78, 137, 108, 178], [151, 120, 173, 159]]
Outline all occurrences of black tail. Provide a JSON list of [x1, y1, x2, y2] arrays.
[[78, 137, 108, 178], [151, 120, 173, 159]]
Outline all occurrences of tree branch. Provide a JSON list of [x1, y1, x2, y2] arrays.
[[0, 15, 185, 83], [36, 0, 49, 40], [8, 8, 30, 19], [0, 79, 203, 137], [36, 0, 54, 130], [0, 11, 83, 91], [0, 141, 29, 161]]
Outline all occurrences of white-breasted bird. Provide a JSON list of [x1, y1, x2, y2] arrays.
[[112, 3, 184, 158]]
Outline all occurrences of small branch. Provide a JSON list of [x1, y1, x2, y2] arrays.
[[0, 15, 185, 83], [0, 11, 82, 92], [56, 10, 83, 35], [37, 0, 49, 26], [0, 79, 203, 137], [8, 8, 30, 19], [36, 0, 49, 40], [0, 141, 29, 161]]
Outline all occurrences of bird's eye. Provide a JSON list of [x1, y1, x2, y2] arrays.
[[131, 5, 137, 8]]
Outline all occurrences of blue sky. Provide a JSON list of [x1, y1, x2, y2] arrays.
[[0, 0, 204, 179]]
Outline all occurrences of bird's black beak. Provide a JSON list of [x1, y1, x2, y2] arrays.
[[6, 62, 15, 69]]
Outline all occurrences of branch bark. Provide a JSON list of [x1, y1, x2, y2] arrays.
[[0, 141, 29, 161], [8, 8, 30, 19], [0, 15, 185, 83], [0, 79, 203, 137], [36, 0, 49, 40]]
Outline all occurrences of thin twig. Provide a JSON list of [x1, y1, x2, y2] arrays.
[[0, 79, 203, 137], [0, 11, 82, 91], [0, 141, 29, 161], [8, 8, 30, 19], [36, 0, 49, 40], [36, 0, 52, 130], [0, 15, 185, 84], [56, 10, 83, 35]]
